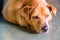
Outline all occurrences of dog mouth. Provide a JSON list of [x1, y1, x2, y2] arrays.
[[22, 24, 49, 34], [27, 24, 49, 33], [28, 24, 38, 33]]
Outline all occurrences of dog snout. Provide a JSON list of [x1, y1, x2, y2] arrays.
[[41, 24, 48, 32]]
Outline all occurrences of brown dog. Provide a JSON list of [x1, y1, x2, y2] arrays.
[[2, 0, 57, 33]]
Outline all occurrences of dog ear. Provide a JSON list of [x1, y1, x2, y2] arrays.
[[20, 6, 33, 20], [47, 4, 57, 16]]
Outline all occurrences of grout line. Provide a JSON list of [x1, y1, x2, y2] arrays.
[[52, 26, 60, 40]]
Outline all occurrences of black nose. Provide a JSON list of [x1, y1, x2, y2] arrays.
[[41, 26, 48, 32]]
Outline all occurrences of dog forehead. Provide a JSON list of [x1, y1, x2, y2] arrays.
[[23, 0, 47, 6], [39, 6, 51, 15], [34, 6, 50, 14]]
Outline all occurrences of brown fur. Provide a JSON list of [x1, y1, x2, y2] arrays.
[[2, 0, 57, 33]]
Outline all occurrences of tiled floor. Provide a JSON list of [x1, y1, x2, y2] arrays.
[[0, 0, 60, 40]]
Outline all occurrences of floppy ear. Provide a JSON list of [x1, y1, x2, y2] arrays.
[[19, 6, 33, 20], [47, 4, 57, 16]]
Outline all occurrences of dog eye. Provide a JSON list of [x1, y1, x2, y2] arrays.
[[46, 15, 49, 18], [33, 16, 39, 19]]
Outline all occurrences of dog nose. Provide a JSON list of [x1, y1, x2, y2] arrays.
[[41, 26, 48, 32]]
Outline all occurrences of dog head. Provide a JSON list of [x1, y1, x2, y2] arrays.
[[18, 0, 57, 33]]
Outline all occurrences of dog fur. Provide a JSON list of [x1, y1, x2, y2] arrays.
[[2, 0, 57, 33]]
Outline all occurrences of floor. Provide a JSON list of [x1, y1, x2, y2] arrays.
[[0, 0, 60, 40]]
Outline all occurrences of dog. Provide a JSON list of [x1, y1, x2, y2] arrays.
[[2, 0, 57, 33]]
